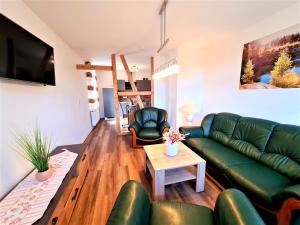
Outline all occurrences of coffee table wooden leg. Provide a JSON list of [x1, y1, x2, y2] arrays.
[[153, 170, 165, 200], [196, 162, 206, 192]]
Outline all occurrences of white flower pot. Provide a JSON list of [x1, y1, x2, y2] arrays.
[[35, 169, 52, 182], [165, 142, 179, 156]]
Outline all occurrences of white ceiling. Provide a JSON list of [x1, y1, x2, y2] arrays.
[[24, 0, 297, 70]]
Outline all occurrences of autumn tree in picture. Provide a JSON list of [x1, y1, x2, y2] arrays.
[[241, 59, 255, 84], [270, 49, 300, 88]]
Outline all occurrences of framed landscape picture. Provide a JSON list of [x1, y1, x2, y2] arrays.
[[240, 23, 300, 89]]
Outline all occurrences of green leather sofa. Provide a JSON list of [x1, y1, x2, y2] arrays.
[[106, 180, 265, 225], [179, 113, 300, 225], [129, 107, 170, 148]]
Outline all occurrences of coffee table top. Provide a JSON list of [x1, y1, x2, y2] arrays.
[[144, 142, 205, 171]]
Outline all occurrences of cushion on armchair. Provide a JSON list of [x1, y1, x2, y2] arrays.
[[134, 107, 166, 128], [150, 202, 214, 225], [138, 128, 161, 139]]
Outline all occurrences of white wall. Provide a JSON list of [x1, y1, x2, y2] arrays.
[[155, 2, 300, 127], [177, 41, 204, 127], [0, 1, 91, 198], [154, 45, 204, 128], [154, 74, 178, 128], [201, 2, 300, 125], [154, 50, 178, 128]]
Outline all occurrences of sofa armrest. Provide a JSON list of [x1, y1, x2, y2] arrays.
[[106, 180, 151, 225], [280, 184, 300, 199], [159, 121, 170, 134], [214, 189, 265, 225], [129, 122, 141, 134], [179, 126, 204, 138], [277, 185, 300, 225]]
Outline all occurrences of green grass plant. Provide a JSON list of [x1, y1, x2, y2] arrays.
[[16, 127, 51, 172]]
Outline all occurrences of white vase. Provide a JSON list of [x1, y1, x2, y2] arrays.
[[165, 142, 179, 156]]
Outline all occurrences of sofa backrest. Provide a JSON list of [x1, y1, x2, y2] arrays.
[[204, 113, 300, 181], [209, 113, 240, 145], [201, 113, 215, 137], [228, 117, 277, 161], [135, 107, 166, 128], [261, 124, 300, 181]]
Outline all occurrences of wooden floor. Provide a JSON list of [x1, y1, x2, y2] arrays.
[[69, 120, 220, 225]]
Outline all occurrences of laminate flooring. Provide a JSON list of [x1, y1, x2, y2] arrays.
[[69, 120, 220, 225]]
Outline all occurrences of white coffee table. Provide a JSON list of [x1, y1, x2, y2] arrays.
[[144, 142, 206, 200]]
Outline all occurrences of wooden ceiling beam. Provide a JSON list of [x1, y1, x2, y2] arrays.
[[119, 54, 144, 109], [118, 91, 151, 97], [76, 64, 113, 71]]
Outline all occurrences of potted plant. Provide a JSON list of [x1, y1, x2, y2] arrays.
[[16, 127, 52, 181], [163, 128, 188, 156]]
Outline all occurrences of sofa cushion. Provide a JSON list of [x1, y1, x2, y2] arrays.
[[262, 124, 300, 181], [226, 117, 277, 161], [227, 140, 263, 161], [185, 138, 253, 172], [225, 162, 294, 209], [209, 113, 240, 145], [185, 137, 219, 155], [138, 128, 161, 140], [149, 202, 214, 225]]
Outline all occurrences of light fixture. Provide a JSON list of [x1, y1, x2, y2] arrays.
[[181, 103, 198, 126], [157, 0, 169, 53], [153, 58, 180, 79], [130, 65, 139, 73]]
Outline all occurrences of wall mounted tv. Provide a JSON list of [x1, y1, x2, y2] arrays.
[[0, 14, 55, 86]]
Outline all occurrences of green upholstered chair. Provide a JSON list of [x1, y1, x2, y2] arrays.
[[106, 180, 265, 225], [129, 107, 170, 148]]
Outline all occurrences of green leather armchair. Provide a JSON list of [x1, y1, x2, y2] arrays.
[[129, 107, 170, 148], [106, 180, 266, 225]]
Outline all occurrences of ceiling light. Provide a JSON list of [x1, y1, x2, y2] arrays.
[[153, 59, 180, 79], [130, 65, 139, 73]]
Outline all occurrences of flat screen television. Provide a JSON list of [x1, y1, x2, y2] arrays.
[[0, 14, 55, 86]]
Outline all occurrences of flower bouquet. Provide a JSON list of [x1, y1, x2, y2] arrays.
[[163, 128, 188, 156]]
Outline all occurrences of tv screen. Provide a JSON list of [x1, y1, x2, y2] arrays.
[[0, 14, 55, 86]]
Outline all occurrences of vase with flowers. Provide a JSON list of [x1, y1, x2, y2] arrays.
[[163, 128, 188, 156]]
